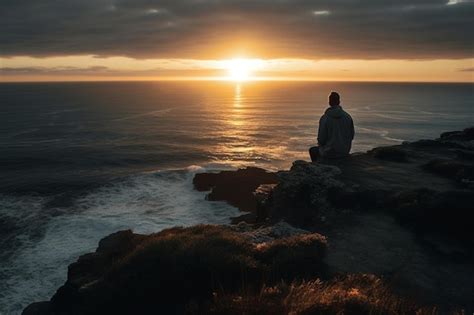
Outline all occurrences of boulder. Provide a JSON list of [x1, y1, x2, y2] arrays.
[[265, 161, 344, 227]]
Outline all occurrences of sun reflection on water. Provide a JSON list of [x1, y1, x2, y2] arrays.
[[230, 84, 245, 127], [234, 84, 242, 107], [212, 83, 290, 169]]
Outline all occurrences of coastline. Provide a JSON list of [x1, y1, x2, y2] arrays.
[[23, 127, 474, 314]]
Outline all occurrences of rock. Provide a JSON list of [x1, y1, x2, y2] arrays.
[[454, 148, 474, 160], [23, 127, 474, 314], [193, 167, 279, 212], [265, 160, 344, 227], [370, 145, 408, 162], [229, 184, 278, 224], [440, 127, 474, 141], [96, 229, 136, 254], [230, 212, 256, 224], [22, 302, 50, 315], [41, 230, 147, 314], [438, 127, 474, 150], [254, 183, 278, 222], [422, 158, 474, 182], [389, 189, 474, 244], [409, 139, 445, 147]]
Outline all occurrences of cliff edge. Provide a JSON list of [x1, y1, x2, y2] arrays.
[[24, 128, 474, 314]]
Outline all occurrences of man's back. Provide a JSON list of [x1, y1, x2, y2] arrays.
[[317, 94, 354, 159]]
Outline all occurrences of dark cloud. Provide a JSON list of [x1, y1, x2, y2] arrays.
[[459, 67, 474, 71], [0, 66, 223, 77], [0, 66, 111, 75], [1, 0, 473, 59]]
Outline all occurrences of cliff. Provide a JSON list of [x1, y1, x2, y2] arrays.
[[24, 128, 474, 314]]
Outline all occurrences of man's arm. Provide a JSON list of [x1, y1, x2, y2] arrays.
[[317, 116, 328, 145], [350, 118, 355, 140]]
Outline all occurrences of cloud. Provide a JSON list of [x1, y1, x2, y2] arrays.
[[0, 0, 473, 60], [0, 65, 223, 77], [458, 67, 474, 71], [0, 66, 112, 75]]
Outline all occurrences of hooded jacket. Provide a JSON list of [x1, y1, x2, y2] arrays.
[[317, 105, 354, 158]]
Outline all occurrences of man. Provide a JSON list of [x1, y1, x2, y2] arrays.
[[309, 92, 354, 162]]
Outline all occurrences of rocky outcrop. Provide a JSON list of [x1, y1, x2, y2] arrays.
[[193, 167, 279, 214], [23, 225, 327, 315], [188, 127, 474, 309], [265, 161, 344, 228], [194, 128, 474, 244], [23, 128, 474, 314]]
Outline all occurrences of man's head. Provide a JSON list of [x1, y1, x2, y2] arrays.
[[328, 92, 340, 107]]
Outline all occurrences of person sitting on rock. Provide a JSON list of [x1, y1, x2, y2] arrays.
[[309, 92, 354, 161]]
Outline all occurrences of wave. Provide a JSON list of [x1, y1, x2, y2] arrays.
[[112, 108, 173, 121], [0, 165, 240, 314], [356, 127, 405, 144]]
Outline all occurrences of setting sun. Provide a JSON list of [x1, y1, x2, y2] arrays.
[[223, 58, 263, 81]]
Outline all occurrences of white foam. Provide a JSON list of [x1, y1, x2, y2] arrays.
[[0, 167, 240, 314]]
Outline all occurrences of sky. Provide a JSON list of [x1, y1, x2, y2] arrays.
[[1, 0, 473, 82]]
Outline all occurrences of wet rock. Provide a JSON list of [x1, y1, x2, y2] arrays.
[[22, 302, 50, 315], [193, 167, 278, 212]]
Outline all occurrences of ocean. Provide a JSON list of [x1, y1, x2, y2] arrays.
[[1, 81, 473, 313]]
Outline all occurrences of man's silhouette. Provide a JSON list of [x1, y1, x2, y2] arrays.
[[309, 92, 354, 162]]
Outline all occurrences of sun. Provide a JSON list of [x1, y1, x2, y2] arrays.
[[223, 58, 263, 81]]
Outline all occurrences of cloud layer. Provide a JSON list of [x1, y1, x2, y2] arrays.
[[1, 0, 473, 60]]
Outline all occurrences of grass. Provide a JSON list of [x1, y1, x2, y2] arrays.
[[46, 225, 467, 314], [53, 225, 327, 314], [210, 274, 463, 315]]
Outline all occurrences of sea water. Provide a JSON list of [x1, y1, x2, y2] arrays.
[[1, 81, 473, 313]]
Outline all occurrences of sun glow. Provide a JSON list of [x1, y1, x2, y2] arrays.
[[222, 58, 263, 81]]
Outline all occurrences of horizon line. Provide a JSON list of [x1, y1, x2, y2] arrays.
[[1, 76, 473, 84]]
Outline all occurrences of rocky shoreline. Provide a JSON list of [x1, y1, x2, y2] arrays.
[[23, 128, 474, 314]]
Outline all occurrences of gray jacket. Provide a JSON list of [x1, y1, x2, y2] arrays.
[[318, 105, 354, 158]]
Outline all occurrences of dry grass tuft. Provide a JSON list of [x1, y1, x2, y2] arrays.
[[210, 274, 464, 315]]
